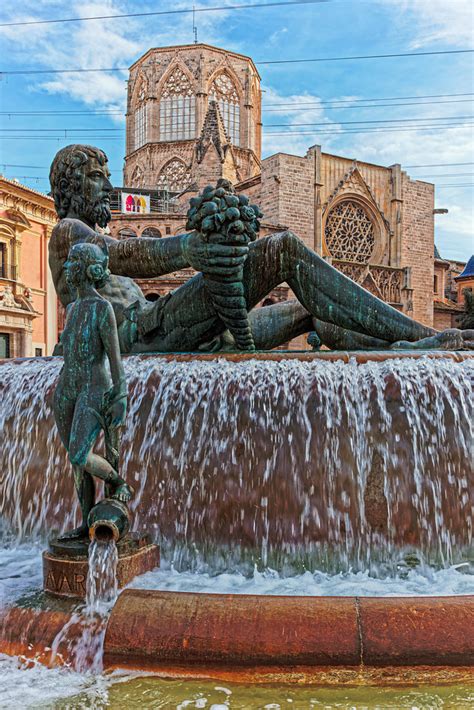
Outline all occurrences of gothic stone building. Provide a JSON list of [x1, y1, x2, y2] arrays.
[[110, 43, 440, 336]]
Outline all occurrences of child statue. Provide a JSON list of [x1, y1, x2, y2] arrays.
[[53, 241, 133, 541]]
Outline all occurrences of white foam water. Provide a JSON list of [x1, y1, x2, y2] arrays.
[[48, 540, 118, 674]]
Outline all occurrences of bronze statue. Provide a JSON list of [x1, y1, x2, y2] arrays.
[[48, 145, 474, 353], [185, 179, 262, 351], [53, 240, 132, 541]]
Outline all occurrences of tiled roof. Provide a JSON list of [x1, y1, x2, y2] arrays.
[[433, 299, 464, 312], [456, 254, 474, 279]]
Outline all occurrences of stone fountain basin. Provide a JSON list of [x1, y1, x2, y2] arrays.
[[0, 590, 473, 677], [0, 350, 472, 679]]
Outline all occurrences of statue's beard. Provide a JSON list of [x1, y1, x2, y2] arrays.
[[71, 193, 111, 228]]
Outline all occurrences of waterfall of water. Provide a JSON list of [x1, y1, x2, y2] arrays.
[[0, 355, 472, 572], [49, 540, 118, 673]]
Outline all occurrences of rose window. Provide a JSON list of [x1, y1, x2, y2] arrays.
[[157, 159, 191, 192], [325, 200, 375, 263]]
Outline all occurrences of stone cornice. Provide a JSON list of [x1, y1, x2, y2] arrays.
[[0, 177, 57, 223]]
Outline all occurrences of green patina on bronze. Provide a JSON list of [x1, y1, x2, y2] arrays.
[[48, 144, 474, 353], [53, 240, 132, 541], [186, 179, 263, 351]]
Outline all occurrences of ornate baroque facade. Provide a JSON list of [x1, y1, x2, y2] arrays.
[[0, 177, 57, 358]]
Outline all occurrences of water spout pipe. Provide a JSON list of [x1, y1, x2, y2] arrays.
[[88, 498, 130, 543]]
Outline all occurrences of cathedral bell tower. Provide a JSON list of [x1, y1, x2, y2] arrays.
[[124, 44, 262, 195]]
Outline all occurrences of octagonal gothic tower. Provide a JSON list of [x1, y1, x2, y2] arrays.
[[124, 44, 262, 193]]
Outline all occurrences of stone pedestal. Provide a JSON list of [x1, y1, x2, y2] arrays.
[[43, 532, 160, 599]]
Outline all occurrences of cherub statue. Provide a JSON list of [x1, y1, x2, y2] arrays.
[[53, 241, 132, 541], [186, 179, 263, 351]]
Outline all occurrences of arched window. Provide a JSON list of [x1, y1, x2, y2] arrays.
[[157, 158, 191, 193], [324, 200, 375, 263], [141, 227, 162, 238], [118, 227, 137, 239], [209, 73, 240, 146], [133, 79, 147, 151], [159, 66, 195, 141]]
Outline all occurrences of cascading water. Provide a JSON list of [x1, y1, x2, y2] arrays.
[[0, 355, 472, 573], [50, 540, 118, 673]]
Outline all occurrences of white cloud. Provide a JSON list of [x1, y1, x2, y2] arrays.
[[0, 0, 235, 115], [261, 86, 341, 156], [385, 0, 474, 48], [260, 84, 473, 260]]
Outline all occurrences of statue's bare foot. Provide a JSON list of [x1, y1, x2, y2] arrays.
[[111, 483, 134, 503], [58, 524, 89, 541], [390, 329, 470, 351]]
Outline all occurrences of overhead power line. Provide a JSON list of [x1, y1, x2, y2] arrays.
[[0, 0, 331, 27], [3, 162, 474, 171], [263, 92, 474, 106], [2, 115, 472, 133], [414, 173, 474, 178], [6, 172, 474, 181], [258, 50, 474, 65], [2, 93, 473, 116], [265, 115, 474, 127], [3, 123, 472, 140], [406, 162, 474, 168], [2, 49, 473, 76], [263, 99, 474, 112]]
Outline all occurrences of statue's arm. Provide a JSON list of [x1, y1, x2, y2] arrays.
[[106, 233, 192, 278]]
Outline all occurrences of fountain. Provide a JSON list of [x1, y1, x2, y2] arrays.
[[0, 145, 473, 697]]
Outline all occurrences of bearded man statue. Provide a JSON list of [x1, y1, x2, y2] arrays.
[[48, 144, 474, 353]]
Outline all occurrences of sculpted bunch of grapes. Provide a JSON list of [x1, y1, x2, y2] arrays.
[[186, 179, 263, 350]]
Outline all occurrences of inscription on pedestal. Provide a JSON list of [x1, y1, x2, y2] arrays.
[[45, 569, 87, 597], [43, 535, 160, 599]]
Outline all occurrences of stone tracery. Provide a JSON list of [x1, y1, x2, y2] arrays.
[[133, 76, 148, 151], [325, 199, 375, 263], [209, 72, 240, 146], [156, 158, 191, 192], [159, 66, 196, 141]]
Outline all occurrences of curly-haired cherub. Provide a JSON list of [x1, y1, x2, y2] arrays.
[[186, 179, 263, 351], [53, 241, 133, 541]]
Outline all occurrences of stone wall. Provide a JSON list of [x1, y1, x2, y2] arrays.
[[400, 177, 434, 326]]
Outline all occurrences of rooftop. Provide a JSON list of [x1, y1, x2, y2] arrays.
[[455, 254, 474, 280]]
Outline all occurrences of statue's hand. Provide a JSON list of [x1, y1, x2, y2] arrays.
[[106, 398, 127, 429], [184, 231, 249, 277]]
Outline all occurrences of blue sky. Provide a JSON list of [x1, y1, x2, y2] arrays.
[[0, 0, 473, 260]]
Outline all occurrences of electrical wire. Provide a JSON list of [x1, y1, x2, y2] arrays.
[[0, 0, 332, 27], [2, 93, 473, 115], [2, 50, 473, 75]]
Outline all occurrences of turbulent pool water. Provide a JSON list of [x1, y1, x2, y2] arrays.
[[0, 354, 473, 707]]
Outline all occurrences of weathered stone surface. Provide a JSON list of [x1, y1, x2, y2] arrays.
[[43, 539, 160, 599], [104, 590, 360, 667]]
